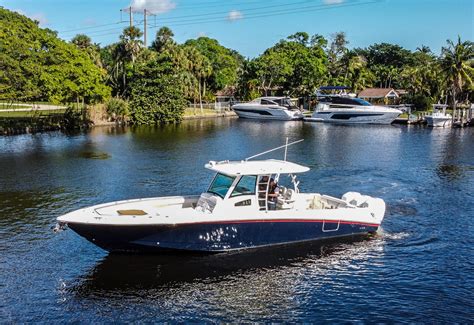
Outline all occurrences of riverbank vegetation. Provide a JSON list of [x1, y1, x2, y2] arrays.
[[1, 7, 473, 127]]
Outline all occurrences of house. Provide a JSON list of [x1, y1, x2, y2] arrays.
[[358, 88, 400, 104]]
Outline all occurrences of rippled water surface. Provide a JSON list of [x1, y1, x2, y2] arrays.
[[0, 119, 473, 322]]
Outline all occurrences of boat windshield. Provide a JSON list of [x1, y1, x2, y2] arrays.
[[320, 96, 371, 106], [208, 173, 236, 198], [352, 98, 372, 106]]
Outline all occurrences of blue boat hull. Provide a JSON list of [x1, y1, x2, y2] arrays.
[[68, 220, 379, 253]]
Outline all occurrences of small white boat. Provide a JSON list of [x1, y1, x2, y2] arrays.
[[425, 104, 452, 127], [232, 97, 304, 121], [56, 140, 386, 253], [305, 95, 402, 125]]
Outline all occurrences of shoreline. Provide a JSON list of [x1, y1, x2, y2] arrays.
[[0, 111, 238, 136]]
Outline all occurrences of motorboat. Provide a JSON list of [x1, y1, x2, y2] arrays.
[[232, 97, 304, 120], [425, 104, 452, 127], [56, 140, 386, 253], [305, 95, 402, 125]]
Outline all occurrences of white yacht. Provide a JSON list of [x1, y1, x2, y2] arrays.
[[56, 140, 386, 253], [305, 96, 402, 125], [425, 104, 452, 127], [232, 97, 304, 121]]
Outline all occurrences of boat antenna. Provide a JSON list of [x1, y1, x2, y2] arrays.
[[245, 138, 304, 161]]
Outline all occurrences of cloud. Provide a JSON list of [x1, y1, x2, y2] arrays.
[[82, 18, 97, 27], [323, 0, 345, 4], [130, 0, 176, 14], [197, 32, 207, 37], [14, 9, 48, 25], [227, 10, 243, 21]]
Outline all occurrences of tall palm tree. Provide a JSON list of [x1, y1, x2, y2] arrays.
[[119, 26, 143, 64], [182, 46, 212, 113], [151, 27, 176, 53], [440, 36, 474, 108]]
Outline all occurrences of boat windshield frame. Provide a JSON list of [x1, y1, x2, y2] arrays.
[[207, 173, 236, 198]]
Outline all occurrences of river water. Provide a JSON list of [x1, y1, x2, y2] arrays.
[[0, 118, 472, 322]]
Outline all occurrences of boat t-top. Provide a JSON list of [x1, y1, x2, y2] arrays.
[[232, 97, 304, 121], [425, 104, 452, 127], [57, 140, 386, 253], [305, 86, 402, 125]]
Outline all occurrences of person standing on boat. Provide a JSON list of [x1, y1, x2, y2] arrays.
[[268, 178, 280, 210]]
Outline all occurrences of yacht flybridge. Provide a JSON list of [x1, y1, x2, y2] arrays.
[[232, 97, 304, 120], [57, 140, 386, 253]]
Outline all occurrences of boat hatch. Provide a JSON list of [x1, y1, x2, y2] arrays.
[[117, 209, 147, 216]]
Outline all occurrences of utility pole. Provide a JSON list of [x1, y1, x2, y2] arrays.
[[129, 6, 133, 28], [144, 9, 147, 47]]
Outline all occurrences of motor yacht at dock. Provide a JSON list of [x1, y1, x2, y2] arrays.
[[57, 140, 386, 253], [306, 96, 402, 124], [305, 87, 402, 124], [232, 97, 304, 120]]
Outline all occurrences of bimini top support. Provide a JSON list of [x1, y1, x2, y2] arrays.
[[245, 138, 304, 161]]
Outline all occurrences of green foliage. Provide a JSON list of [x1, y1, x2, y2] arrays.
[[440, 36, 474, 105], [105, 97, 129, 120], [237, 33, 327, 98], [185, 37, 243, 94], [407, 93, 434, 111], [0, 7, 110, 103], [151, 27, 175, 53], [129, 55, 187, 124]]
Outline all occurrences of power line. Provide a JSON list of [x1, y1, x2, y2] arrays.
[[152, 0, 381, 28], [59, 21, 127, 34], [61, 0, 380, 40]]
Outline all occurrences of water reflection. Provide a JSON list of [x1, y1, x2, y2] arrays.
[[68, 235, 389, 321], [73, 236, 377, 293]]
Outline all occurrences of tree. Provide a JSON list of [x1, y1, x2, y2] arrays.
[[71, 34, 102, 68], [151, 27, 175, 52], [288, 32, 310, 46], [184, 37, 243, 98], [355, 42, 414, 88], [440, 36, 474, 107], [129, 54, 187, 124], [0, 8, 110, 103], [118, 26, 143, 64], [327, 32, 349, 84]]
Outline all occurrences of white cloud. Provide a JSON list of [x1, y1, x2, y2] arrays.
[[81, 18, 97, 27], [197, 32, 207, 37], [227, 10, 243, 21], [130, 0, 176, 14], [14, 9, 48, 25], [323, 0, 345, 5]]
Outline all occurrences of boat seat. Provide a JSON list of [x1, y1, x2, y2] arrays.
[[277, 188, 295, 209]]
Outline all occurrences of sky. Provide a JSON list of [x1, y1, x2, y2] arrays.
[[2, 0, 473, 57]]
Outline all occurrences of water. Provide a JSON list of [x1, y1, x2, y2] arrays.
[[0, 119, 473, 322]]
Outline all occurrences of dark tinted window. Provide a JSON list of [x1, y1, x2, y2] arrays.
[[261, 99, 276, 105], [231, 175, 257, 197], [320, 96, 371, 106], [208, 173, 235, 198]]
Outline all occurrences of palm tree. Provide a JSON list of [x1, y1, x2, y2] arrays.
[[151, 27, 176, 52], [181, 46, 212, 113], [440, 36, 474, 108], [119, 26, 143, 64]]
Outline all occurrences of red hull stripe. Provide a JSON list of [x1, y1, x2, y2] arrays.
[[182, 219, 380, 228]]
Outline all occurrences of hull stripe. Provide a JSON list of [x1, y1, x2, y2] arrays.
[[180, 219, 380, 228]]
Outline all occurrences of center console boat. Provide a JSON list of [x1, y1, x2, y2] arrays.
[[57, 141, 386, 253]]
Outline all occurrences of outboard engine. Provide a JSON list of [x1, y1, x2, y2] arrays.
[[343, 191, 386, 222]]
